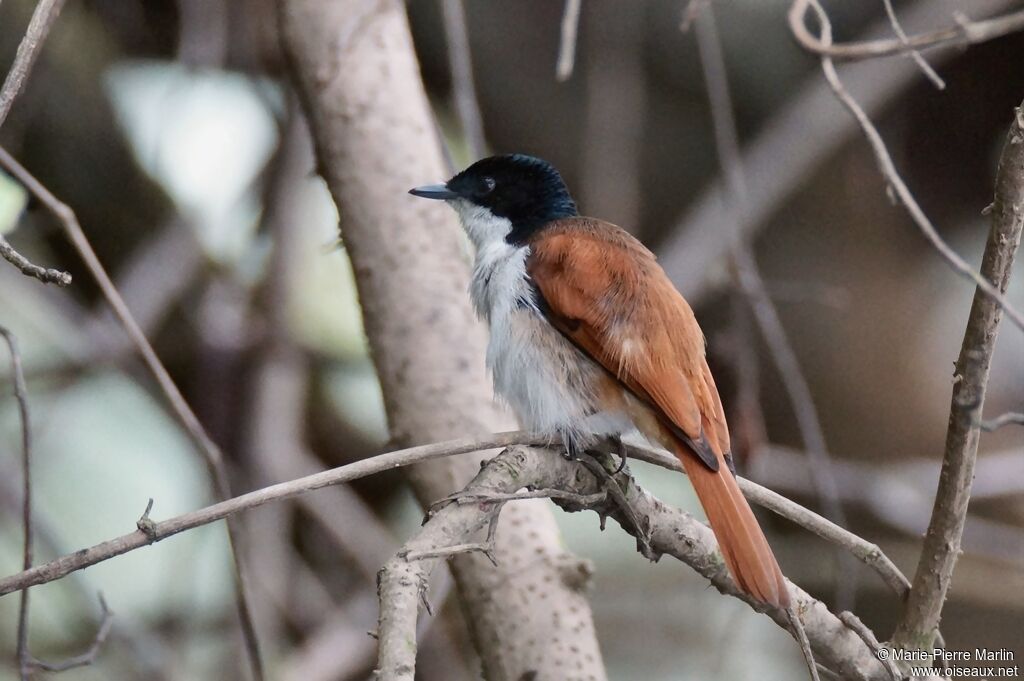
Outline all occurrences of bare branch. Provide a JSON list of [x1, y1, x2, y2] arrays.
[[441, 0, 487, 158], [880, 0, 944, 90], [840, 611, 900, 681], [0, 0, 68, 130], [0, 145, 265, 680], [789, 2, 1024, 62], [555, 0, 582, 81], [786, 1, 1024, 336], [979, 411, 1024, 431], [691, 4, 853, 608], [277, 0, 608, 676], [0, 235, 71, 286], [0, 425, 916, 645], [0, 326, 34, 680], [378, 446, 893, 681], [0, 432, 545, 596], [892, 99, 1024, 652], [661, 0, 1023, 305]]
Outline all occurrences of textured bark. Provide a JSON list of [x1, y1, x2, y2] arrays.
[[892, 102, 1024, 653], [381, 446, 892, 681], [275, 2, 607, 679]]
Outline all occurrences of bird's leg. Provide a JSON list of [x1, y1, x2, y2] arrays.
[[562, 433, 584, 461], [610, 435, 629, 474], [577, 453, 657, 560]]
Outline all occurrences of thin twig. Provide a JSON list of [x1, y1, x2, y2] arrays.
[[30, 594, 114, 672], [441, 0, 486, 158], [0, 0, 68, 130], [892, 96, 1024, 651], [1, 327, 34, 680], [840, 611, 900, 681], [787, 1, 1024, 336], [555, 0, 582, 81], [662, 0, 1023, 305], [0, 145, 266, 681], [692, 4, 854, 608], [881, 0, 944, 90], [0, 432, 547, 596], [788, 607, 822, 681], [979, 411, 1024, 431], [789, 1, 1024, 62], [0, 234, 71, 286]]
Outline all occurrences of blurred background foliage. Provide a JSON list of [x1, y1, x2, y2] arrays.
[[0, 0, 1021, 679]]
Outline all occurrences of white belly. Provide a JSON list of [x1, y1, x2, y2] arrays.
[[468, 239, 629, 445]]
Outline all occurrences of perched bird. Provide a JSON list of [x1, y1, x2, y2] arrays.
[[410, 154, 789, 607]]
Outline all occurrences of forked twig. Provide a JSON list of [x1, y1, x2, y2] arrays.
[[0, 145, 266, 681]]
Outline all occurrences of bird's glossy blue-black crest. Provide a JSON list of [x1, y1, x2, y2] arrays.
[[445, 154, 579, 244]]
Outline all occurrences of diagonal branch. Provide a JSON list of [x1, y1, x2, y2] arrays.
[[891, 100, 1024, 652], [787, 0, 1024, 335], [0, 432, 547, 596], [0, 0, 68, 129], [0, 427, 913, 657], [0, 145, 266, 681], [880, 0, 944, 90]]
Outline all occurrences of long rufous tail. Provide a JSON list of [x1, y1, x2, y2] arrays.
[[673, 439, 790, 608]]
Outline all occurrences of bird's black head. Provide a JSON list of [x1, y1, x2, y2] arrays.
[[410, 154, 578, 245]]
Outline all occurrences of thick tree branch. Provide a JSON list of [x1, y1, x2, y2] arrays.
[[892, 100, 1024, 652], [276, 1, 608, 677], [379, 446, 893, 681]]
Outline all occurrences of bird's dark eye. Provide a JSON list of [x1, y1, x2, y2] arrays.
[[479, 176, 496, 195]]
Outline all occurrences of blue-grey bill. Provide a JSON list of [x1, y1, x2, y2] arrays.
[[409, 184, 458, 200]]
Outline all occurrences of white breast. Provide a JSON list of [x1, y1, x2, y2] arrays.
[[456, 203, 628, 444]]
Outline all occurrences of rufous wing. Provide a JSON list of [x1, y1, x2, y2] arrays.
[[527, 217, 789, 607]]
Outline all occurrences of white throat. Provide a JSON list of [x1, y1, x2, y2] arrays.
[[449, 199, 531, 323]]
